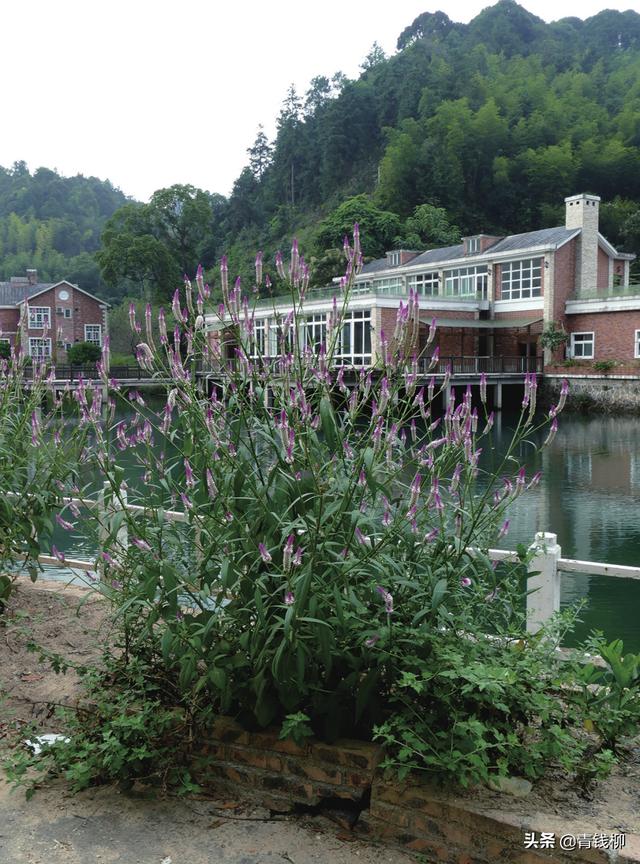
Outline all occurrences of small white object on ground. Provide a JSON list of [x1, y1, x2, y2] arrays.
[[24, 734, 70, 755]]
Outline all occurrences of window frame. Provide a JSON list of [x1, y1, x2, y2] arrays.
[[444, 266, 487, 298], [500, 258, 543, 301], [28, 337, 52, 359], [84, 324, 102, 346], [335, 309, 372, 367], [570, 332, 595, 359], [28, 306, 51, 329], [408, 272, 439, 297], [303, 313, 327, 354], [635, 330, 640, 359]]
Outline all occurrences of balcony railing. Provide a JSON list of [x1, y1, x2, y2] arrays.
[[569, 283, 640, 301], [418, 355, 543, 375], [252, 284, 487, 308]]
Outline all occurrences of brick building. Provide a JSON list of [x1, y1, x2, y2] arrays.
[[0, 270, 109, 362], [208, 193, 638, 371]]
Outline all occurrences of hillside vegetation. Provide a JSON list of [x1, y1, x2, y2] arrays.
[[2, 1, 640, 303]]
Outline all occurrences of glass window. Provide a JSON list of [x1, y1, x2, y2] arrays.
[[84, 324, 102, 346], [250, 320, 266, 358], [304, 314, 327, 353], [28, 306, 51, 328], [571, 332, 594, 359], [444, 266, 487, 298], [501, 258, 542, 300], [29, 338, 51, 358], [467, 237, 480, 253], [408, 272, 439, 297], [635, 330, 640, 359], [336, 310, 372, 367], [268, 320, 294, 357], [372, 276, 404, 295]]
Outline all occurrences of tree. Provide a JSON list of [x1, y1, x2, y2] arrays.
[[97, 185, 226, 302], [361, 42, 386, 71], [316, 195, 402, 258], [401, 204, 461, 249], [247, 125, 273, 179]]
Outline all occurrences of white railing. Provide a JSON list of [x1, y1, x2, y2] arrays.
[[13, 494, 640, 636]]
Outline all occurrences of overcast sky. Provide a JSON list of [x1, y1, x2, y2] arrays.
[[3, 0, 635, 202]]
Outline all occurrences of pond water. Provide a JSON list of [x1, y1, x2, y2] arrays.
[[30, 403, 640, 650]]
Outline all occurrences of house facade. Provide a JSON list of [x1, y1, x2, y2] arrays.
[[208, 193, 638, 371], [0, 270, 109, 362]]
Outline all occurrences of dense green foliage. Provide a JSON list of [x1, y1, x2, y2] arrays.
[[0, 162, 127, 295], [66, 342, 102, 365], [216, 0, 640, 288], [6, 239, 639, 799]]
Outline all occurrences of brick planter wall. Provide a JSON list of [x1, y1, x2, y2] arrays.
[[193, 716, 382, 813], [192, 717, 640, 863], [362, 779, 640, 864]]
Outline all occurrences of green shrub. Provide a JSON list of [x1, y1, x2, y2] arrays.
[[592, 359, 617, 374], [0, 341, 10, 361], [67, 341, 101, 364], [4, 237, 615, 795]]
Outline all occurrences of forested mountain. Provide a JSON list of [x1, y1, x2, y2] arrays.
[[202, 0, 640, 295], [3, 1, 640, 306], [0, 162, 128, 294]]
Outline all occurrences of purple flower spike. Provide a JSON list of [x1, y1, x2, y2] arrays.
[[376, 585, 394, 614], [284, 590, 295, 606], [131, 537, 152, 552], [51, 545, 65, 564], [55, 513, 75, 531], [259, 543, 272, 564], [460, 577, 472, 588]]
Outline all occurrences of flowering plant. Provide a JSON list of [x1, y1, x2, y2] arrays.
[[40, 233, 592, 788], [0, 344, 86, 609]]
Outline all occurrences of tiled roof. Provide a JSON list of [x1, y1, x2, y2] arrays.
[[407, 244, 466, 266], [360, 258, 395, 275], [0, 282, 55, 306], [358, 228, 580, 279], [487, 227, 579, 254]]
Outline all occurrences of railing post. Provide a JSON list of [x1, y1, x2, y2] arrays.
[[527, 532, 561, 634]]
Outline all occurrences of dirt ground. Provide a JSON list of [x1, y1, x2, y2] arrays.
[[0, 579, 412, 864], [1, 578, 640, 864]]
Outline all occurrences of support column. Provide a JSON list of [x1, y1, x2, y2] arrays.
[[494, 381, 503, 411]]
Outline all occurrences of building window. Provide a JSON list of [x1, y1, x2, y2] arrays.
[[336, 310, 372, 367], [29, 338, 51, 359], [353, 280, 373, 294], [388, 251, 400, 266], [408, 272, 439, 297], [84, 324, 102, 346], [268, 321, 295, 357], [372, 276, 404, 295], [570, 332, 594, 359], [467, 237, 480, 253], [304, 314, 327, 353], [635, 330, 640, 359], [250, 320, 266, 358], [64, 308, 72, 319], [28, 306, 51, 329], [444, 266, 487, 298], [501, 258, 542, 300]]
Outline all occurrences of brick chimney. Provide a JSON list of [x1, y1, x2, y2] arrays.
[[565, 194, 600, 293], [26, 269, 38, 285]]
